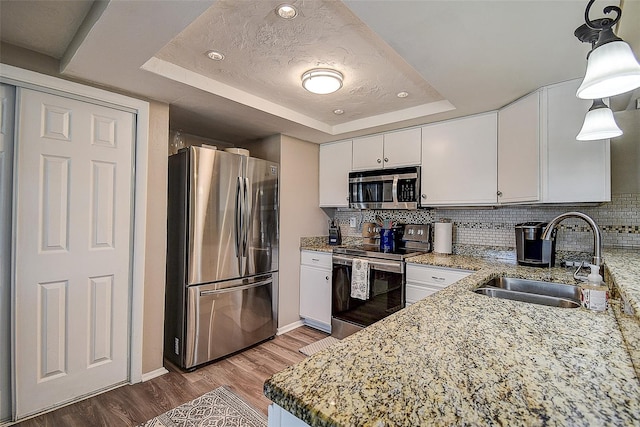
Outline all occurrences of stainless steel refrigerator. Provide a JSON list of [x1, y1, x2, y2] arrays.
[[164, 146, 278, 370]]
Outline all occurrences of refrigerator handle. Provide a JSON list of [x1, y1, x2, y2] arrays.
[[243, 177, 251, 257], [235, 177, 243, 263]]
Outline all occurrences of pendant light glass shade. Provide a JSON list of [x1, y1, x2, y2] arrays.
[[576, 40, 640, 99], [576, 99, 622, 141]]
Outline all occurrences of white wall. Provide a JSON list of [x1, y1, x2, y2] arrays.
[[142, 101, 169, 373], [278, 136, 328, 327]]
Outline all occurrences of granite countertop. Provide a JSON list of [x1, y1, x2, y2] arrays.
[[267, 242, 640, 426]]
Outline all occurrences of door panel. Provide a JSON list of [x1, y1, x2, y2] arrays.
[[40, 155, 70, 251], [14, 88, 134, 418]]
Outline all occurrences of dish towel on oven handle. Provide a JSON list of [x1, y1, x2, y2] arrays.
[[351, 258, 370, 300]]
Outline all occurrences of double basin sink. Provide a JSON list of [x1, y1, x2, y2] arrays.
[[474, 277, 581, 308]]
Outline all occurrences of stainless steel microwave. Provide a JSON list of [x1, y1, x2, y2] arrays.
[[349, 167, 420, 209]]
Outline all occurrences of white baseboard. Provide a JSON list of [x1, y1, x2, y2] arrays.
[[141, 367, 169, 382], [277, 320, 304, 335]]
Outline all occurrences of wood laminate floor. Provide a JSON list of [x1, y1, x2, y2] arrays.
[[15, 326, 328, 427]]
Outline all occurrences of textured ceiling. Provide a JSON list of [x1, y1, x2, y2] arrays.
[[0, 0, 93, 58], [154, 0, 447, 126]]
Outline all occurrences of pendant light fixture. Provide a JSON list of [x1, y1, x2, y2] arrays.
[[576, 98, 622, 141], [575, 0, 640, 99], [574, 8, 623, 141]]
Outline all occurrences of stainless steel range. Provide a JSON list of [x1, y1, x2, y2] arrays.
[[331, 224, 430, 339]]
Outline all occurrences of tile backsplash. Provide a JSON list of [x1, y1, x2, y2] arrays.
[[333, 193, 640, 251]]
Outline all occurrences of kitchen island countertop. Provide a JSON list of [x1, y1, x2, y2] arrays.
[[266, 245, 640, 426]]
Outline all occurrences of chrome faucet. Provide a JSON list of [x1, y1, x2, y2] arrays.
[[541, 211, 602, 266]]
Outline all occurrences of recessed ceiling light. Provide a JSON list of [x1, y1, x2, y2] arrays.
[[397, 91, 409, 98], [333, 109, 344, 115], [276, 4, 298, 19], [206, 50, 224, 61], [301, 69, 344, 95]]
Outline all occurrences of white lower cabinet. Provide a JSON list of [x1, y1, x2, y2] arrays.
[[405, 264, 471, 306], [299, 250, 332, 332], [269, 403, 311, 427]]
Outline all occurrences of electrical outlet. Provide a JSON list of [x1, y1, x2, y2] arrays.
[[349, 217, 357, 228]]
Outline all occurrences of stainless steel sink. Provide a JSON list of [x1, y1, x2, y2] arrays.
[[474, 277, 581, 308]]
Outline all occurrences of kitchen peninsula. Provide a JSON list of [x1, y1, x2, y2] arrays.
[[264, 248, 640, 426]]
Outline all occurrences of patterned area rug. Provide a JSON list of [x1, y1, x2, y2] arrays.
[[299, 336, 341, 356], [139, 386, 266, 427]]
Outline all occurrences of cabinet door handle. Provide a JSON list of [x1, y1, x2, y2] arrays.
[[325, 276, 330, 281], [497, 191, 503, 197], [377, 158, 382, 164], [421, 194, 427, 199], [384, 157, 388, 162], [311, 258, 320, 262], [432, 276, 445, 281]]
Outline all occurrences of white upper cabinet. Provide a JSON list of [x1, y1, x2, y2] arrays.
[[319, 80, 609, 208], [352, 134, 383, 170], [498, 91, 541, 204], [542, 79, 610, 203], [352, 128, 421, 170], [319, 140, 352, 207], [421, 113, 497, 206], [497, 78, 610, 205], [383, 128, 422, 168]]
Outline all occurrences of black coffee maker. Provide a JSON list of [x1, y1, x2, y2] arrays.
[[515, 222, 557, 267], [328, 220, 342, 246]]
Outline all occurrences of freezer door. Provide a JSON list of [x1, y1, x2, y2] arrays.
[[244, 157, 279, 276], [188, 147, 243, 285], [184, 275, 276, 368]]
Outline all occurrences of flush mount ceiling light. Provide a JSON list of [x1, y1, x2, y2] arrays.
[[206, 50, 224, 61], [575, 0, 640, 99], [576, 98, 622, 141], [276, 4, 297, 19], [301, 69, 343, 95]]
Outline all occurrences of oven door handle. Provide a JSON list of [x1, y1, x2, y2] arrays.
[[332, 255, 403, 271]]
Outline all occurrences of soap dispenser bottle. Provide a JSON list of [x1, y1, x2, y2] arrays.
[[580, 264, 608, 312]]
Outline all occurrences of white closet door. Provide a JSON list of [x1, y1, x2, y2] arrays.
[[0, 84, 15, 423], [14, 88, 134, 418]]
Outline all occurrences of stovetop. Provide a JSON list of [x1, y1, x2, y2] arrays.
[[333, 245, 428, 261]]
